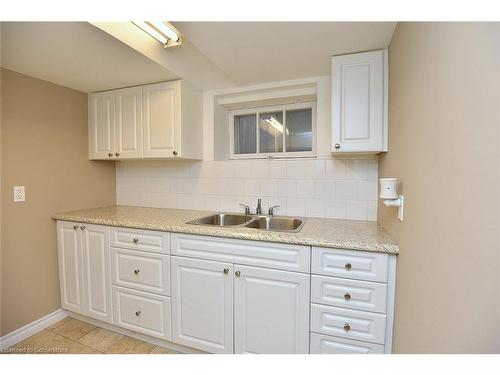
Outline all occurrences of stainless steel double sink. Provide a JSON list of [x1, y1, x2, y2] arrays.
[[187, 213, 306, 232]]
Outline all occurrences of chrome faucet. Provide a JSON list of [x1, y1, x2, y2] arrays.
[[268, 205, 280, 217], [239, 203, 250, 215], [256, 198, 262, 215]]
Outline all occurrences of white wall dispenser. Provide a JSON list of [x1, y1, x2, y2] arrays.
[[379, 178, 404, 221]]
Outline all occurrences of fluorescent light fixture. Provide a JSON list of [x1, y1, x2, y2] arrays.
[[264, 117, 284, 133], [132, 21, 182, 47]]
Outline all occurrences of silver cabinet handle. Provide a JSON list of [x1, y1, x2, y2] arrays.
[[334, 143, 341, 149], [223, 268, 229, 274], [80, 225, 86, 230], [344, 292, 351, 300], [134, 269, 140, 275], [73, 225, 79, 230], [133, 238, 139, 244], [345, 262, 352, 270], [135, 310, 141, 317], [235, 270, 241, 277], [344, 323, 351, 331]]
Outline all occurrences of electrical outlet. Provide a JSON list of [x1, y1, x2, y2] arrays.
[[13, 186, 26, 202]]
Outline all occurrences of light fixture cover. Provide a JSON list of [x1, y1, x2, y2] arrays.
[[132, 21, 182, 47], [379, 178, 399, 199]]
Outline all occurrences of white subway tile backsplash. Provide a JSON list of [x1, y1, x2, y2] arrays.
[[325, 200, 346, 219], [357, 180, 378, 201], [315, 180, 335, 199], [346, 200, 368, 220], [296, 180, 315, 198], [277, 180, 297, 197], [116, 157, 379, 221], [268, 160, 287, 178], [286, 198, 306, 216], [286, 160, 306, 178], [306, 199, 325, 218], [305, 159, 325, 179], [335, 180, 356, 200]]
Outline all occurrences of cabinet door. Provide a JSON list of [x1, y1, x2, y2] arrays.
[[82, 224, 113, 323], [88, 91, 115, 159], [57, 222, 84, 314], [331, 49, 386, 153], [171, 256, 233, 353], [142, 81, 181, 158], [234, 265, 310, 354], [115, 87, 143, 159]]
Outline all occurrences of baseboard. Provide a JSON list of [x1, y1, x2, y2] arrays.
[[67, 312, 205, 354], [0, 309, 68, 351]]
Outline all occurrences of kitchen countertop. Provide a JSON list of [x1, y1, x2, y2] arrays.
[[52, 205, 399, 255]]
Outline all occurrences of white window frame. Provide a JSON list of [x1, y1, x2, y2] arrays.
[[228, 102, 316, 160]]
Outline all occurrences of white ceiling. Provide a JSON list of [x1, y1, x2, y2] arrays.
[[1, 22, 178, 93], [174, 22, 397, 85], [0, 22, 397, 92]]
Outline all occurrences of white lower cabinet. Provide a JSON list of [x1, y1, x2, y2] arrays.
[[112, 286, 172, 340], [58, 222, 396, 354], [234, 265, 310, 354], [310, 333, 384, 354], [57, 221, 112, 323], [171, 256, 234, 353]]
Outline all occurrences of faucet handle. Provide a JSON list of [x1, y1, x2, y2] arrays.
[[239, 203, 250, 215], [268, 205, 280, 216]]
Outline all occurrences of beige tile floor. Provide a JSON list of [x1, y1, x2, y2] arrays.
[[3, 317, 180, 354]]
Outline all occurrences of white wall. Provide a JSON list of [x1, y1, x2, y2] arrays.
[[116, 76, 380, 220]]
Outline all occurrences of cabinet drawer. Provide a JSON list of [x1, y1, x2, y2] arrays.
[[110, 227, 170, 254], [172, 233, 310, 273], [112, 286, 171, 340], [310, 333, 384, 354], [311, 275, 387, 313], [311, 304, 386, 344], [111, 247, 170, 296], [312, 247, 388, 282]]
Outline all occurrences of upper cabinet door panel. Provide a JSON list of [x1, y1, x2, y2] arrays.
[[331, 49, 387, 153], [89, 91, 115, 159], [115, 87, 143, 159], [143, 81, 181, 158]]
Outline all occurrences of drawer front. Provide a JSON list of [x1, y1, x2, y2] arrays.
[[171, 233, 310, 273], [311, 304, 386, 344], [112, 286, 171, 340], [311, 275, 387, 313], [310, 333, 384, 354], [111, 247, 171, 296], [110, 227, 170, 254], [312, 247, 388, 282]]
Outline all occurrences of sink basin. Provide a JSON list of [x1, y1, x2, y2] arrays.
[[244, 216, 305, 232], [187, 213, 254, 226]]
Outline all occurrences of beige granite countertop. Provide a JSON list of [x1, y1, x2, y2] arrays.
[[52, 205, 399, 254]]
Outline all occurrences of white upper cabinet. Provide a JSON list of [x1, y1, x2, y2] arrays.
[[115, 87, 143, 159], [331, 49, 388, 153], [88, 80, 202, 160], [88, 91, 115, 159]]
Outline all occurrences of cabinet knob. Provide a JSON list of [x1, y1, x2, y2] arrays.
[[344, 292, 351, 300], [235, 270, 241, 277], [108, 152, 113, 157], [73, 225, 79, 230], [80, 225, 86, 230], [134, 269, 140, 275], [344, 323, 351, 331], [345, 262, 352, 270], [334, 143, 341, 149], [135, 310, 141, 317], [173, 150, 178, 156], [223, 268, 229, 274], [115, 152, 120, 157], [133, 238, 139, 244]]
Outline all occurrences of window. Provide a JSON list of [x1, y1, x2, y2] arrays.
[[229, 103, 315, 159]]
